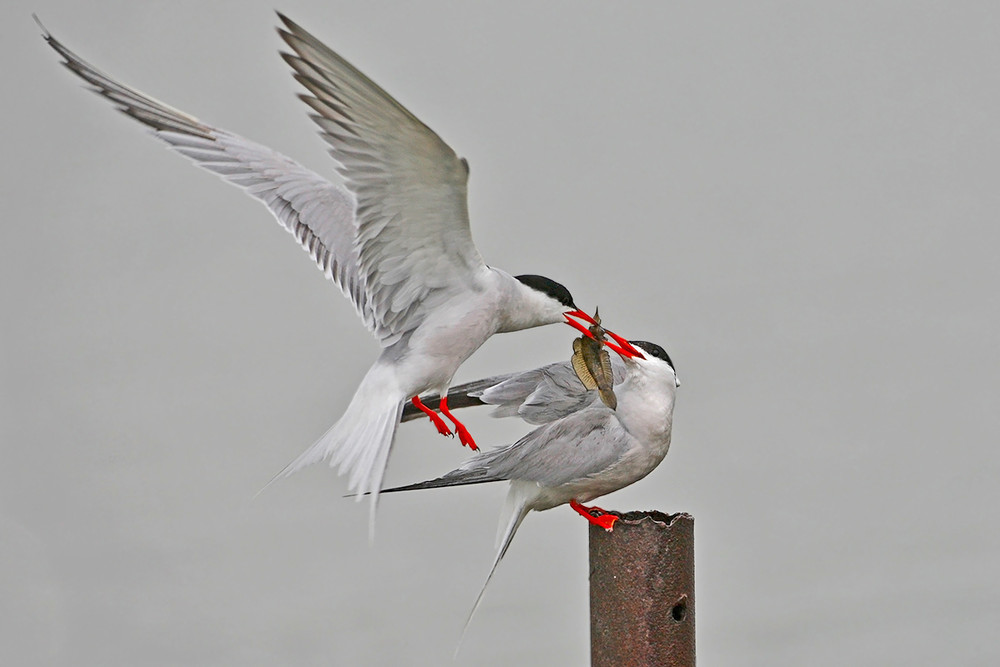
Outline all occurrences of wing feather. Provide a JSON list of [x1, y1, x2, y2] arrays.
[[389, 408, 631, 491], [476, 409, 630, 487], [277, 14, 486, 338], [42, 25, 384, 336], [401, 358, 628, 425]]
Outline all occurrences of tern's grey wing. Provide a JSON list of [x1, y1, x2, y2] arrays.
[[477, 408, 631, 486], [43, 26, 380, 334], [278, 15, 486, 343], [383, 408, 629, 493], [482, 357, 627, 424], [399, 376, 502, 423], [486, 363, 602, 425], [401, 356, 628, 425]]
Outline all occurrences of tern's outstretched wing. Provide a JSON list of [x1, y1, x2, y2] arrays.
[[401, 357, 627, 425], [278, 14, 487, 343], [41, 24, 381, 335]]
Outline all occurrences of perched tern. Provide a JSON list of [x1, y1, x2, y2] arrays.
[[39, 16, 604, 516], [387, 340, 679, 625]]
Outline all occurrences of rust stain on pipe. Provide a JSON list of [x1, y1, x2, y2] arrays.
[[590, 511, 695, 667]]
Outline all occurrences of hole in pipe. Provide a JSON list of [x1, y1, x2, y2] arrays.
[[671, 598, 687, 622]]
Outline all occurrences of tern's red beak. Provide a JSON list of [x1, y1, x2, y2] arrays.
[[564, 312, 596, 339], [602, 329, 646, 360], [566, 309, 598, 326]]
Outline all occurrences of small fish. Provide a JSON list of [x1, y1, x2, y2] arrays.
[[571, 308, 617, 409]]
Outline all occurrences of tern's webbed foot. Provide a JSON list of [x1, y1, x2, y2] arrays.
[[429, 416, 453, 437], [438, 396, 479, 451], [570, 499, 619, 532], [411, 396, 453, 437], [454, 422, 478, 451]]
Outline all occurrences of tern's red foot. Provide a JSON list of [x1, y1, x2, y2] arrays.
[[570, 499, 619, 532], [410, 396, 452, 436], [438, 397, 479, 451], [453, 423, 479, 451]]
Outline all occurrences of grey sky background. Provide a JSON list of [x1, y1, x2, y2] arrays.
[[3, 1, 999, 664]]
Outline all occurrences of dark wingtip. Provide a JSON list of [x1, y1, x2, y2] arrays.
[[275, 11, 308, 42], [274, 11, 297, 46], [33, 14, 52, 41]]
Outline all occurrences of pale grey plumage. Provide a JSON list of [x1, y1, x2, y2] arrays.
[[384, 341, 678, 634], [392, 406, 630, 491], [475, 357, 627, 424], [391, 399, 640, 644], [277, 14, 486, 343], [42, 16, 588, 524], [402, 356, 627, 425]]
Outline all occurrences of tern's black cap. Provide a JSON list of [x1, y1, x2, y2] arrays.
[[630, 341, 675, 371], [515, 275, 575, 308]]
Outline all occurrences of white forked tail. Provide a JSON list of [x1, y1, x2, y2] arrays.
[[269, 363, 404, 528], [456, 481, 535, 655]]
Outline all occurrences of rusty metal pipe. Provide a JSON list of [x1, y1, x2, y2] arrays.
[[589, 511, 695, 667]]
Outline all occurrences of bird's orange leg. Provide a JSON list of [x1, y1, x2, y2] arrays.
[[410, 396, 452, 436]]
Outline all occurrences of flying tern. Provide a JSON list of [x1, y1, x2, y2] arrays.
[[40, 16, 608, 515], [389, 339, 679, 625]]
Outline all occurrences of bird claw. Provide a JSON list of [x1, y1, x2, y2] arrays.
[[592, 514, 618, 532], [454, 423, 478, 451]]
